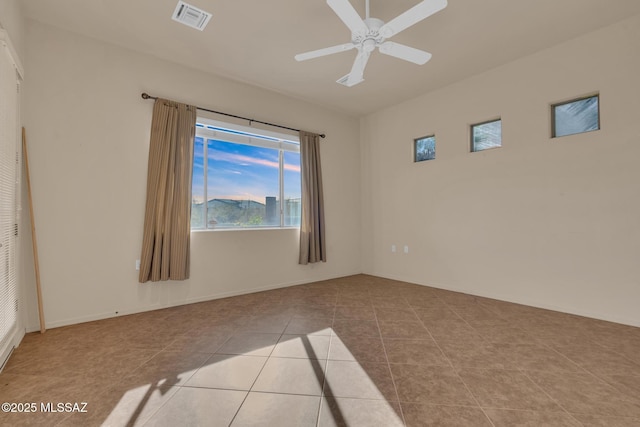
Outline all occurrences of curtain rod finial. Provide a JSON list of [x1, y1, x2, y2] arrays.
[[141, 93, 150, 100], [320, 134, 326, 139]]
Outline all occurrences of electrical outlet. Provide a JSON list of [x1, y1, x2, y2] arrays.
[[135, 260, 140, 271], [404, 245, 409, 254], [391, 245, 397, 253]]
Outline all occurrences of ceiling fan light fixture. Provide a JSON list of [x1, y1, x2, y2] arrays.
[[296, 0, 447, 87]]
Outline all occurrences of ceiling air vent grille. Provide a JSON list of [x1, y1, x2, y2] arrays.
[[172, 1, 212, 31]]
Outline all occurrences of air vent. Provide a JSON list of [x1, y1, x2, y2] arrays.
[[172, 1, 212, 31]]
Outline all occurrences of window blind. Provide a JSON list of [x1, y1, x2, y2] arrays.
[[0, 28, 22, 369]]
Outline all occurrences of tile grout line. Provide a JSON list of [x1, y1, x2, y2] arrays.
[[372, 295, 408, 427], [411, 294, 496, 427], [516, 368, 585, 426]]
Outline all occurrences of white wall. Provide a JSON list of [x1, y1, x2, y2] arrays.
[[361, 15, 640, 326], [23, 20, 361, 330], [0, 0, 24, 57]]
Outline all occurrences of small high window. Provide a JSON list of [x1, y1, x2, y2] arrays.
[[552, 94, 599, 138], [471, 119, 502, 152], [414, 135, 436, 162]]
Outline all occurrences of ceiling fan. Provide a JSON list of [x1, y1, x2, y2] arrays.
[[295, 0, 448, 87]]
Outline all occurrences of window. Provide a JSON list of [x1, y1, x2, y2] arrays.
[[191, 118, 301, 230], [414, 135, 436, 162], [552, 94, 599, 138], [0, 29, 21, 365], [471, 119, 502, 152]]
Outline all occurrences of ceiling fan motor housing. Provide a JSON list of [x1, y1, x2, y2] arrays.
[[353, 18, 385, 48]]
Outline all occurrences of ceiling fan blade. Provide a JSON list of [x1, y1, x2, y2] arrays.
[[341, 50, 370, 87], [295, 43, 356, 62], [378, 41, 432, 65], [327, 0, 368, 36], [379, 0, 448, 38]]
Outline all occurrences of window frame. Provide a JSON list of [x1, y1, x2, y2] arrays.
[[551, 93, 600, 138], [192, 117, 301, 231], [470, 118, 502, 153]]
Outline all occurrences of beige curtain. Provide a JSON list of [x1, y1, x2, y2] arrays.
[[298, 131, 326, 264], [139, 99, 196, 282]]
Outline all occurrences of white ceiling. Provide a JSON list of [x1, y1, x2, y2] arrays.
[[21, 0, 640, 116]]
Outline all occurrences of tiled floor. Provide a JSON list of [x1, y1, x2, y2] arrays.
[[1, 274, 640, 426]]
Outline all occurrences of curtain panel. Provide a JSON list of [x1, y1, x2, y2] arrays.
[[298, 131, 326, 264], [139, 99, 196, 282]]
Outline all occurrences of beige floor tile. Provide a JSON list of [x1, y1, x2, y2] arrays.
[[457, 368, 563, 411], [384, 338, 449, 366], [437, 340, 518, 369], [528, 371, 640, 418], [328, 335, 388, 363], [470, 324, 537, 345], [504, 343, 585, 373], [335, 296, 372, 307], [323, 361, 397, 401], [374, 307, 419, 322], [271, 334, 331, 359], [124, 350, 211, 387], [483, 409, 582, 426], [552, 343, 640, 376], [422, 318, 484, 342], [318, 397, 404, 427], [143, 387, 246, 427], [379, 320, 432, 340], [231, 392, 320, 427], [332, 319, 380, 338], [369, 297, 410, 308], [334, 305, 376, 321], [600, 373, 640, 402], [164, 331, 232, 354], [401, 403, 491, 427], [414, 306, 461, 322], [184, 354, 267, 390], [293, 305, 336, 319], [571, 413, 640, 426], [61, 382, 180, 426], [216, 333, 280, 357], [0, 373, 69, 401], [235, 314, 292, 334], [406, 295, 442, 309], [390, 364, 476, 405], [252, 357, 326, 395], [284, 317, 333, 336]]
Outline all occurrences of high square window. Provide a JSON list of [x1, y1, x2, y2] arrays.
[[471, 118, 502, 152], [414, 135, 436, 162], [552, 94, 599, 138]]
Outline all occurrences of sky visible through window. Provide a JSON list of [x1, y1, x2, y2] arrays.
[[192, 138, 301, 203], [192, 123, 302, 228]]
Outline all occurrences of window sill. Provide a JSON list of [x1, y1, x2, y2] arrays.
[[191, 226, 300, 233]]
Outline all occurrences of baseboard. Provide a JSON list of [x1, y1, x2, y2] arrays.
[[26, 270, 363, 332], [370, 271, 640, 328], [0, 326, 25, 372]]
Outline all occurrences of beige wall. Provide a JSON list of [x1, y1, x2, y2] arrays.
[[0, 0, 24, 57], [22, 20, 361, 330], [361, 15, 640, 326]]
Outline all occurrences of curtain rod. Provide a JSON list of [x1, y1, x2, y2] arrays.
[[141, 93, 325, 139]]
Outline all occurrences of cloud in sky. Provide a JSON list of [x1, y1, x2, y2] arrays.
[[210, 149, 300, 172]]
